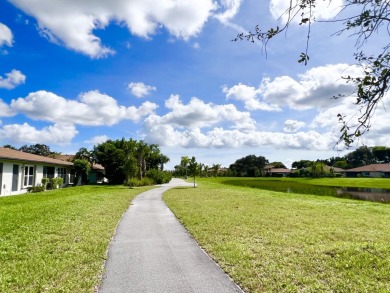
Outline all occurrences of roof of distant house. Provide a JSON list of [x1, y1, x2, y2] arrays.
[[268, 168, 291, 173], [54, 154, 104, 171], [346, 164, 390, 172], [0, 147, 73, 166]]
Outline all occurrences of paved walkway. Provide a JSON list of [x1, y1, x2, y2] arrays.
[[98, 178, 243, 293]]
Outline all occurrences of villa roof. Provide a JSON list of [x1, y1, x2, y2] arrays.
[[268, 168, 291, 173], [346, 164, 390, 172], [0, 147, 73, 166], [54, 154, 104, 171]]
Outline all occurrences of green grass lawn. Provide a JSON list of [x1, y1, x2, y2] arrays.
[[0, 185, 153, 292], [164, 178, 390, 292]]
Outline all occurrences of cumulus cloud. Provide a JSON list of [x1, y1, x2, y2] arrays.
[[128, 82, 156, 98], [0, 123, 78, 144], [0, 99, 15, 117], [8, 0, 242, 58], [270, 0, 343, 22], [10, 90, 158, 126], [229, 64, 360, 112], [84, 135, 109, 145], [214, 0, 243, 23], [139, 93, 337, 150], [161, 94, 255, 130], [0, 23, 13, 47], [0, 69, 26, 89], [284, 119, 306, 133], [143, 119, 334, 150], [223, 83, 282, 111]]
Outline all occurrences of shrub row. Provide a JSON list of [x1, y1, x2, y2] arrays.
[[124, 169, 172, 187]]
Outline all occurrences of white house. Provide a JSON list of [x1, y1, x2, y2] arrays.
[[0, 147, 74, 196]]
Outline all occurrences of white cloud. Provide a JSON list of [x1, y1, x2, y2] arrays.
[[223, 83, 282, 111], [284, 119, 306, 133], [161, 94, 255, 130], [224, 65, 360, 113], [214, 0, 243, 23], [0, 99, 15, 117], [0, 69, 26, 89], [0, 23, 13, 47], [128, 82, 156, 98], [140, 94, 336, 150], [84, 135, 109, 145], [8, 0, 241, 58], [10, 90, 158, 126], [143, 120, 334, 150], [270, 0, 343, 22], [0, 123, 78, 144]]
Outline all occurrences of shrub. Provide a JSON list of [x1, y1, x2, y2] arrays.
[[27, 185, 45, 193], [146, 169, 172, 184], [51, 177, 64, 189], [124, 177, 154, 187], [41, 177, 50, 190]]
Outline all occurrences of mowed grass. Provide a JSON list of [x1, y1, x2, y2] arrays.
[[164, 178, 390, 292], [0, 185, 153, 292]]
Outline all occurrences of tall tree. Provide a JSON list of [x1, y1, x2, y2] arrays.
[[211, 163, 221, 177], [180, 156, 190, 178], [19, 144, 58, 157], [136, 140, 149, 180], [158, 154, 170, 171], [236, 0, 390, 146], [3, 144, 16, 150], [188, 156, 198, 188], [229, 155, 268, 177]]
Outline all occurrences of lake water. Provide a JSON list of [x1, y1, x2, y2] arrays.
[[336, 187, 390, 203]]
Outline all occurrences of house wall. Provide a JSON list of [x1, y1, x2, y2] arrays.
[[0, 160, 73, 197], [1, 162, 22, 196]]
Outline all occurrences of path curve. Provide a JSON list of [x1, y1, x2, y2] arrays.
[[98, 178, 243, 293]]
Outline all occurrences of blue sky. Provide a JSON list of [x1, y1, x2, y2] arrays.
[[1, 0, 389, 169]]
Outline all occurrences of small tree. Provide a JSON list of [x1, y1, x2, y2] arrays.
[[41, 177, 50, 190], [73, 159, 91, 185], [188, 156, 198, 188], [181, 156, 190, 178]]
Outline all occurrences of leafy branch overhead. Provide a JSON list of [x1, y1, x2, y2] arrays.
[[234, 0, 390, 147]]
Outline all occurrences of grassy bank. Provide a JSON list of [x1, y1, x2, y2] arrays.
[[220, 176, 390, 189], [0, 185, 152, 292], [164, 179, 390, 292]]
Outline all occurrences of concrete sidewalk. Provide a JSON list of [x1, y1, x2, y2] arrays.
[[98, 178, 243, 293]]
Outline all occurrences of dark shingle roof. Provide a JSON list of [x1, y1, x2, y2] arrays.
[[0, 147, 73, 166]]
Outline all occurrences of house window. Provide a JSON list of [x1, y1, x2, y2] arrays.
[[23, 166, 34, 187], [58, 168, 67, 182], [43, 166, 55, 179]]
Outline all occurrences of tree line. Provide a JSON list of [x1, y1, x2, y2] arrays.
[[293, 146, 390, 170], [3, 139, 171, 185]]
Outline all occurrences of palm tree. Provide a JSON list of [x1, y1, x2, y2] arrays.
[[180, 156, 190, 178], [158, 154, 170, 171], [211, 163, 221, 177], [136, 140, 149, 180]]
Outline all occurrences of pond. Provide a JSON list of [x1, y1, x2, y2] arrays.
[[222, 179, 390, 203], [336, 187, 390, 203]]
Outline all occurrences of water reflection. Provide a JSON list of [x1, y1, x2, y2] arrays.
[[336, 187, 390, 203]]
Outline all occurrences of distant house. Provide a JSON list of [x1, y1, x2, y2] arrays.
[[345, 164, 390, 178], [265, 165, 291, 177], [54, 154, 105, 184], [0, 147, 74, 196]]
